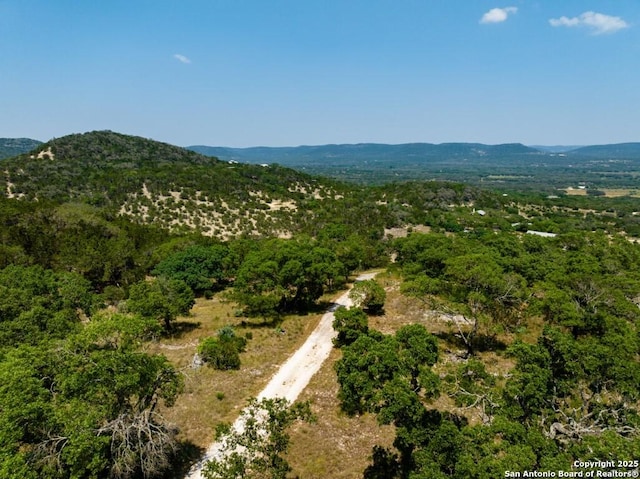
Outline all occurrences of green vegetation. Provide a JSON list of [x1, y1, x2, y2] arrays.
[[0, 264, 92, 348], [231, 238, 348, 317], [1, 130, 640, 477], [126, 277, 195, 331], [0, 311, 181, 479], [330, 230, 640, 477], [198, 327, 248, 370], [0, 137, 41, 159], [332, 307, 369, 348], [202, 398, 314, 479], [349, 279, 386, 314], [152, 244, 229, 294]]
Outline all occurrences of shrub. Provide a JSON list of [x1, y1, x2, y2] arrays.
[[349, 279, 386, 314], [198, 327, 248, 370]]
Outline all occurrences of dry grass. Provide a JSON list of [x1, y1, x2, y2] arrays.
[[149, 272, 540, 476], [564, 187, 588, 196], [147, 294, 325, 449], [565, 187, 640, 198], [287, 348, 395, 479], [601, 188, 640, 198], [287, 272, 440, 478]]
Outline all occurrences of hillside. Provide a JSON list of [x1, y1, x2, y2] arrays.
[[0, 131, 359, 239], [0, 137, 42, 159], [1, 131, 500, 241], [567, 142, 640, 158]]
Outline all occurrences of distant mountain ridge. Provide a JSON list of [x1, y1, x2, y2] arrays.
[[0, 138, 42, 159], [189, 141, 640, 165], [529, 145, 585, 153], [3, 133, 639, 193], [566, 143, 640, 158], [4, 137, 639, 165], [188, 142, 543, 167], [187, 140, 640, 187]]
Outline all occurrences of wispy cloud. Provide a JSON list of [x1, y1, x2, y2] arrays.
[[173, 54, 192, 64], [549, 11, 629, 35], [480, 7, 517, 24]]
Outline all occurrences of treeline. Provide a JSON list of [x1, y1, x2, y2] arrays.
[[331, 230, 640, 477]]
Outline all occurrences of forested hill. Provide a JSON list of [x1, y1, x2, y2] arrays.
[[0, 129, 329, 202], [1, 130, 375, 238], [2, 130, 490, 242], [188, 142, 542, 167], [566, 142, 640, 158], [0, 137, 41, 159]]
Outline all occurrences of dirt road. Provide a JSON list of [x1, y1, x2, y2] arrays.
[[185, 272, 377, 478]]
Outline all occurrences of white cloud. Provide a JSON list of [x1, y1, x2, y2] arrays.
[[480, 7, 518, 24], [549, 11, 629, 35], [173, 54, 191, 64]]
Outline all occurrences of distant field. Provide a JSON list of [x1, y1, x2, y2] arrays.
[[601, 188, 640, 197], [564, 187, 588, 196], [485, 175, 533, 180], [149, 293, 328, 449], [564, 187, 640, 197]]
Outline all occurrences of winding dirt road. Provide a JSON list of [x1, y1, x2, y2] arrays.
[[185, 272, 377, 479]]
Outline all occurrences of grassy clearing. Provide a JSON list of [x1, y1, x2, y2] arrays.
[[601, 188, 640, 198], [149, 271, 540, 476], [565, 187, 640, 197], [147, 293, 325, 449]]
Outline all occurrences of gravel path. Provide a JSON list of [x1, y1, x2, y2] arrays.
[[185, 272, 377, 478]]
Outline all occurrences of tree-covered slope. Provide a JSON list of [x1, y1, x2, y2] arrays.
[[567, 142, 640, 159], [0, 137, 42, 159], [0, 131, 364, 238], [1, 130, 507, 240]]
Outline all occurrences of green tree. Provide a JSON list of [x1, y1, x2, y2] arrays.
[[335, 324, 439, 416], [332, 306, 369, 347], [199, 327, 248, 370], [443, 358, 499, 422], [127, 277, 194, 330], [0, 313, 181, 479], [202, 397, 314, 479], [349, 279, 386, 314], [233, 238, 344, 317], [0, 265, 94, 348], [152, 244, 228, 294]]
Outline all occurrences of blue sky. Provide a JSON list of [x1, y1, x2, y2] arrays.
[[1, 1, 639, 147]]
